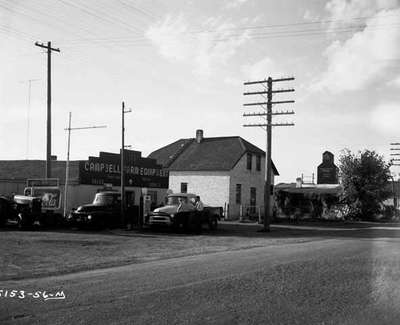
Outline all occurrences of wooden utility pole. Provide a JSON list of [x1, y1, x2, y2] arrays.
[[390, 143, 400, 167], [121, 102, 132, 227], [45, 41, 56, 177], [243, 77, 295, 232], [63, 113, 106, 217], [35, 41, 60, 178], [390, 143, 400, 209]]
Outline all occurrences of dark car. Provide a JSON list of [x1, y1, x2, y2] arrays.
[[67, 191, 122, 229], [0, 195, 42, 229]]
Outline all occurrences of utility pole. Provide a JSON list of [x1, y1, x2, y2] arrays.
[[390, 143, 400, 209], [63, 112, 106, 217], [121, 102, 132, 227], [243, 76, 295, 232], [35, 41, 60, 178], [390, 143, 400, 167]]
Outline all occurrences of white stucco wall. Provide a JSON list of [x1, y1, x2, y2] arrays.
[[169, 171, 230, 208], [168, 154, 276, 220], [229, 154, 275, 219]]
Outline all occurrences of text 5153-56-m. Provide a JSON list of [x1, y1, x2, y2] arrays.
[[0, 289, 66, 301]]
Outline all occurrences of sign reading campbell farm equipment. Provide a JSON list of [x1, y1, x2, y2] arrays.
[[79, 150, 169, 188]]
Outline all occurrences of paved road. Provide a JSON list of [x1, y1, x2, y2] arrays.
[[1, 229, 400, 324]]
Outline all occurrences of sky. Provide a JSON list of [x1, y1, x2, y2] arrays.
[[1, 0, 400, 183]]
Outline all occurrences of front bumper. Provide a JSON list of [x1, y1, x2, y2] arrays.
[[148, 213, 173, 226], [67, 213, 94, 226]]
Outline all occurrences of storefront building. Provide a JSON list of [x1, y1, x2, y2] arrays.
[[148, 129, 279, 219], [0, 150, 169, 215]]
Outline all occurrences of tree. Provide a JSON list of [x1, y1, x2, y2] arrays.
[[339, 149, 392, 220]]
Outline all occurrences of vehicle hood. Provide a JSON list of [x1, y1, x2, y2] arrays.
[[153, 205, 178, 215], [76, 204, 105, 213]]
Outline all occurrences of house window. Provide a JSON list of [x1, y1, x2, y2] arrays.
[[246, 153, 252, 170], [256, 155, 261, 171], [235, 184, 242, 204], [180, 182, 188, 193]]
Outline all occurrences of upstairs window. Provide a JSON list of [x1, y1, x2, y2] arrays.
[[235, 184, 242, 204], [246, 153, 252, 170], [256, 155, 261, 171]]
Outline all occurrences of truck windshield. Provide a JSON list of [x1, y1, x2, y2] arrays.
[[93, 194, 117, 205], [167, 196, 187, 205]]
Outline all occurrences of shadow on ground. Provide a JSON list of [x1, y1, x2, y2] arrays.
[[1, 221, 400, 240]]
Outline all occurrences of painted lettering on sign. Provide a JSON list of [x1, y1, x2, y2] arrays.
[[79, 151, 169, 188]]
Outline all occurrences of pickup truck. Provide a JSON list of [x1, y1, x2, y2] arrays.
[[66, 191, 122, 229], [146, 193, 222, 232], [0, 195, 42, 230]]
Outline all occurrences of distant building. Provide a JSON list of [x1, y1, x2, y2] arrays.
[[274, 181, 343, 219], [148, 129, 279, 219], [274, 151, 341, 219], [317, 151, 339, 184]]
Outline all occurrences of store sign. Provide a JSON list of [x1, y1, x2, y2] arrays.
[[31, 187, 61, 210], [79, 151, 169, 188], [25, 178, 61, 210]]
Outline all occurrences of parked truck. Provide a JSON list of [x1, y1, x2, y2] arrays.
[[146, 193, 222, 232], [0, 195, 42, 230]]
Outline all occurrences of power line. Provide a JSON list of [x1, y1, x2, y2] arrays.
[[56, 0, 144, 35], [58, 21, 400, 47], [117, 0, 159, 20], [190, 12, 398, 34]]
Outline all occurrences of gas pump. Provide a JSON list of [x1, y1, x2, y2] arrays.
[[144, 195, 152, 217], [140, 188, 152, 227]]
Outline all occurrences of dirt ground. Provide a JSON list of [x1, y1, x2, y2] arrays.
[[0, 224, 317, 281]]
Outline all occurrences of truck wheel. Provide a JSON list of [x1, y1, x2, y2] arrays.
[[17, 213, 30, 230], [0, 204, 6, 227], [17, 215, 23, 230], [96, 217, 106, 230], [208, 216, 218, 230], [186, 212, 201, 234], [172, 219, 180, 232]]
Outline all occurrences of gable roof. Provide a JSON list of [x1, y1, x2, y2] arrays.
[[148, 136, 279, 175]]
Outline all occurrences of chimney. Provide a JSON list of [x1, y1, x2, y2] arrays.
[[296, 177, 303, 188], [196, 129, 203, 143]]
